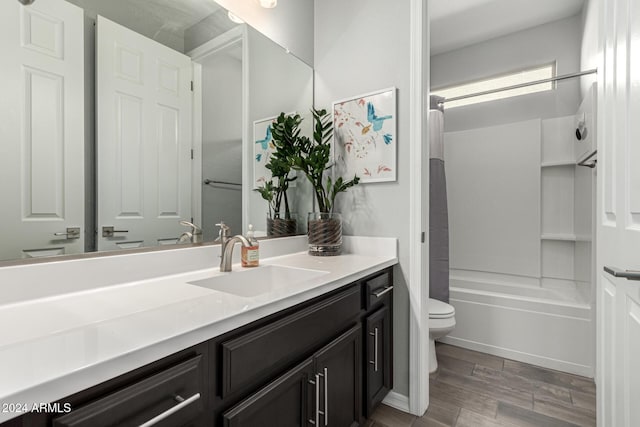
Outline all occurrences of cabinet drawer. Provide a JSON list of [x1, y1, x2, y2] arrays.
[[53, 356, 204, 427], [365, 270, 393, 310], [221, 284, 361, 397]]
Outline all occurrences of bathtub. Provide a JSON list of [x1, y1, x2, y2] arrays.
[[439, 271, 595, 377]]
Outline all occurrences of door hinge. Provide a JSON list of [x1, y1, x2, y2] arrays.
[[191, 149, 194, 159], [190, 81, 194, 92], [421, 232, 425, 243]]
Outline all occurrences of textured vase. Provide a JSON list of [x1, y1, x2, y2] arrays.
[[307, 212, 342, 256], [267, 213, 298, 237]]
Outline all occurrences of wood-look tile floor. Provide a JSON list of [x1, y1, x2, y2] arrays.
[[367, 343, 596, 427]]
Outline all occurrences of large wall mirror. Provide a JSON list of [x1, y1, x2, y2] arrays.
[[0, 0, 313, 263]]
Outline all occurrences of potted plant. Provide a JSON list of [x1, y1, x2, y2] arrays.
[[255, 121, 298, 237], [272, 109, 359, 255]]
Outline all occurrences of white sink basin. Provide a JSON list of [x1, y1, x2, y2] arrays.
[[187, 265, 329, 297]]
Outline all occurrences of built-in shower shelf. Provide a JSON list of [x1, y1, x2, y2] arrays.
[[541, 233, 592, 242], [541, 160, 576, 167]]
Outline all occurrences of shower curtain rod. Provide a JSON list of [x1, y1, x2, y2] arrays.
[[442, 68, 598, 104]]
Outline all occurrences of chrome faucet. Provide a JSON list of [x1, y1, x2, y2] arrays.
[[177, 221, 203, 244], [216, 222, 251, 272]]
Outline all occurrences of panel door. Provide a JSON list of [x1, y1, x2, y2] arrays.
[[365, 305, 392, 417], [313, 325, 361, 427], [96, 16, 192, 251], [222, 358, 315, 427], [598, 0, 640, 426], [0, 0, 85, 260]]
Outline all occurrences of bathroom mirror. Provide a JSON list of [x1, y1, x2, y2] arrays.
[[0, 0, 313, 263]]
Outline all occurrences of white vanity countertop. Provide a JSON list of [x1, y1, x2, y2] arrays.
[[0, 236, 397, 423]]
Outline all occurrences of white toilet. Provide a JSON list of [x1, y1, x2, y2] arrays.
[[428, 298, 456, 373]]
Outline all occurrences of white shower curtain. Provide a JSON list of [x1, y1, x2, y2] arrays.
[[429, 108, 449, 303]]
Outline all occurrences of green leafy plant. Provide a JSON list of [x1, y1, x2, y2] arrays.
[[255, 180, 276, 218], [255, 117, 298, 220], [271, 109, 359, 213]]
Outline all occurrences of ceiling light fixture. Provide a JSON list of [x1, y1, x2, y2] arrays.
[[227, 11, 244, 24], [258, 0, 277, 8]]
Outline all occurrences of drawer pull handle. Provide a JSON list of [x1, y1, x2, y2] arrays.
[[138, 393, 200, 427], [308, 374, 320, 425], [369, 327, 379, 372], [323, 367, 329, 425], [373, 285, 394, 298]]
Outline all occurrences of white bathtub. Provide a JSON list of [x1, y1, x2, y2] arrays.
[[439, 271, 595, 377]]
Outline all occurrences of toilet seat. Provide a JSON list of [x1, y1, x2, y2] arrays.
[[429, 298, 455, 319]]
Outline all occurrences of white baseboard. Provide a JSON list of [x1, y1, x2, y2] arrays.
[[382, 390, 410, 413], [440, 336, 595, 378]]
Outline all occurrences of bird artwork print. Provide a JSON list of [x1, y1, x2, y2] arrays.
[[255, 126, 273, 150], [332, 89, 396, 182], [367, 102, 392, 132]]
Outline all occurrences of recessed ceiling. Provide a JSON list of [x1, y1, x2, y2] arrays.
[[430, 0, 586, 55]]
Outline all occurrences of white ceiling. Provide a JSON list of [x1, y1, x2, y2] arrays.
[[430, 0, 586, 55], [66, 0, 233, 52]]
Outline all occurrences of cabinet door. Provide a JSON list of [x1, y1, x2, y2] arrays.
[[222, 359, 315, 427], [313, 325, 361, 427], [365, 305, 392, 417]]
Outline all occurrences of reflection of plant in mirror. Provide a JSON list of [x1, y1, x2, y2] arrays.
[[255, 118, 297, 220], [273, 109, 359, 213], [255, 180, 276, 218]]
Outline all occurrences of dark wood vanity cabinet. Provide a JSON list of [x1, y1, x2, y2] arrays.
[[221, 358, 316, 427], [222, 325, 362, 427], [2, 267, 393, 427], [362, 271, 394, 418], [53, 355, 206, 427]]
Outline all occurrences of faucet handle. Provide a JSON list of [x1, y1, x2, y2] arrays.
[[215, 222, 230, 241], [180, 220, 202, 234], [179, 221, 202, 243]]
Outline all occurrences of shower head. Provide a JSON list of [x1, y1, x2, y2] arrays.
[[18, 0, 36, 5]]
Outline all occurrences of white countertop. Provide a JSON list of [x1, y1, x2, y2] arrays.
[[0, 236, 397, 423]]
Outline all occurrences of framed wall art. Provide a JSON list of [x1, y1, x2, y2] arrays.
[[332, 87, 397, 183], [253, 115, 278, 189]]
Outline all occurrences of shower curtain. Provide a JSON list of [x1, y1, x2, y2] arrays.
[[429, 104, 449, 303]]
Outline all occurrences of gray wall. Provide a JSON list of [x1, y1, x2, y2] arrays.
[[201, 46, 243, 240], [580, 0, 599, 97], [314, 0, 412, 397], [246, 27, 314, 234], [214, 0, 314, 66], [431, 15, 583, 132]]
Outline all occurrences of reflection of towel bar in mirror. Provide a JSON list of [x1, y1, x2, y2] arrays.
[[577, 150, 597, 169], [204, 179, 242, 190]]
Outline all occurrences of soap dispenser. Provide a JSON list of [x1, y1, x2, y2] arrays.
[[241, 224, 260, 267]]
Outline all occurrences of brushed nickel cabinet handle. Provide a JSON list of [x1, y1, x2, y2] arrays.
[[373, 285, 394, 298], [369, 328, 379, 372], [308, 374, 320, 425], [323, 367, 328, 425], [138, 393, 200, 427]]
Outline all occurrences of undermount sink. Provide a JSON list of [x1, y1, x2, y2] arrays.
[[187, 265, 329, 297]]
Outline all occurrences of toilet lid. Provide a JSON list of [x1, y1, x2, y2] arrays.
[[429, 298, 455, 318]]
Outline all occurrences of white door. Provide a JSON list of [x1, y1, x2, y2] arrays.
[[597, 0, 640, 425], [97, 16, 193, 251], [0, 0, 85, 260]]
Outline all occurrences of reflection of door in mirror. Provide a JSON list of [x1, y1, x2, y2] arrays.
[[0, 0, 85, 259], [96, 16, 193, 251]]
